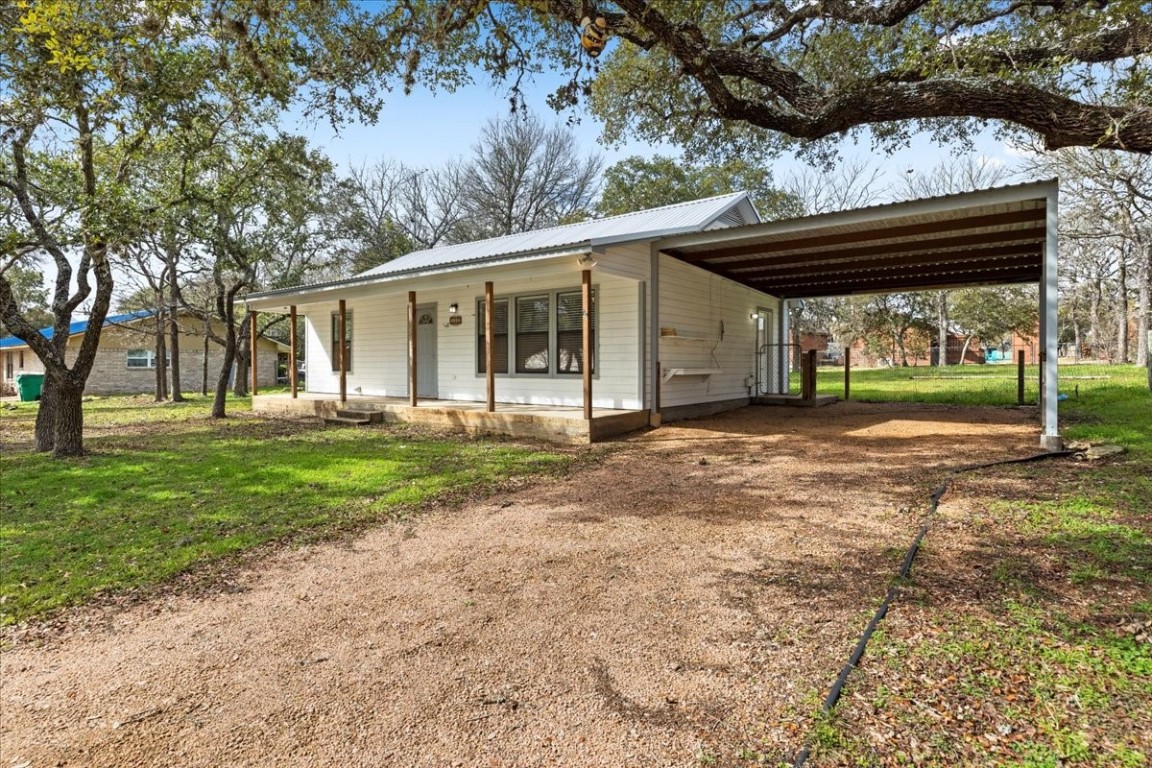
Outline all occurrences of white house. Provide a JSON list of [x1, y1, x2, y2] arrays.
[[246, 182, 1063, 447]]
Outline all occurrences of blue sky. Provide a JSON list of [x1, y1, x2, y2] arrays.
[[288, 72, 1025, 198]]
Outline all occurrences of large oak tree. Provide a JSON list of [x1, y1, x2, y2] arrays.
[[376, 1, 1151, 157], [0, 0, 393, 456]]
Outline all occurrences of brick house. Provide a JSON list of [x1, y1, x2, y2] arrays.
[[1, 311, 285, 396]]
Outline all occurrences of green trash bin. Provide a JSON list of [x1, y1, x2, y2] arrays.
[[14, 372, 44, 402]]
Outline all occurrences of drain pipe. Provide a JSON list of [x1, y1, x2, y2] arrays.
[[791, 450, 1073, 768]]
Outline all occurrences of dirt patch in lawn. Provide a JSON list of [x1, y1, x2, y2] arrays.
[[0, 402, 1041, 767]]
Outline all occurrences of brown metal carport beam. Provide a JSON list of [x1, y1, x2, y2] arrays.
[[734, 245, 1041, 280], [767, 267, 1041, 298], [718, 227, 1046, 273], [747, 255, 1041, 291], [671, 207, 1046, 263]]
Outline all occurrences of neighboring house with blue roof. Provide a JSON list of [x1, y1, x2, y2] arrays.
[[1, 311, 285, 396]]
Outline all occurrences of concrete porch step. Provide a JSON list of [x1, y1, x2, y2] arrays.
[[324, 415, 372, 426], [334, 408, 384, 424]]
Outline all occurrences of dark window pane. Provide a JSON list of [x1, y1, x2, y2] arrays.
[[477, 299, 509, 374], [556, 290, 594, 374], [516, 296, 550, 373]]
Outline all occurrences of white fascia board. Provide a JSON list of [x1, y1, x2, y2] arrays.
[[655, 179, 1059, 252], [245, 249, 590, 312], [588, 224, 714, 250]]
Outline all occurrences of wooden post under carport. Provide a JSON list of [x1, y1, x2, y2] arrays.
[[582, 269, 592, 420], [802, 349, 817, 400], [249, 311, 258, 396], [843, 347, 850, 400], [338, 299, 347, 403], [289, 305, 298, 398], [485, 281, 495, 412], [408, 291, 418, 407]]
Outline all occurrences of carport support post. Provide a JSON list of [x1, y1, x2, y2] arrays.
[[1040, 187, 1062, 450], [408, 291, 418, 407], [485, 281, 495, 412], [844, 347, 851, 400], [780, 300, 791, 394], [582, 269, 593, 420], [249, 311, 258, 396], [289, 305, 298, 398], [802, 349, 817, 400], [649, 245, 662, 426], [1017, 350, 1025, 405], [338, 299, 347, 404]]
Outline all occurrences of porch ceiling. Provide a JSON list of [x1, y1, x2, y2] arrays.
[[657, 180, 1055, 300]]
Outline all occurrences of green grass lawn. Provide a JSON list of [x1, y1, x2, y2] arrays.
[[810, 369, 1152, 767], [804, 361, 1148, 408], [0, 394, 570, 625]]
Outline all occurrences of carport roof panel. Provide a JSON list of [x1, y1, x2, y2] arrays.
[[657, 179, 1056, 300]]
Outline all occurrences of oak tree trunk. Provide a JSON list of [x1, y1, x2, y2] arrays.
[[1117, 255, 1130, 363], [154, 308, 168, 402], [52, 375, 86, 457], [33, 370, 58, 453], [211, 326, 236, 419], [169, 301, 184, 404], [936, 292, 949, 367]]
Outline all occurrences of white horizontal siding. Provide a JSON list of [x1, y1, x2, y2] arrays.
[[296, 253, 645, 409], [656, 255, 782, 408]]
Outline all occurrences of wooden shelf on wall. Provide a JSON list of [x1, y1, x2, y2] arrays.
[[662, 367, 722, 383]]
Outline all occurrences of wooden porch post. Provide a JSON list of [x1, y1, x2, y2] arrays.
[[844, 346, 851, 401], [338, 299, 347, 404], [289, 305, 298, 399], [249, 311, 258, 396], [408, 291, 417, 407], [485, 281, 495, 412], [582, 269, 592, 420]]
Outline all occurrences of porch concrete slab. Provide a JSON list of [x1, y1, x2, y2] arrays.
[[252, 393, 650, 444]]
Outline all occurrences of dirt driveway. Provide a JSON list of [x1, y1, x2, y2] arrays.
[[1, 403, 1041, 767]]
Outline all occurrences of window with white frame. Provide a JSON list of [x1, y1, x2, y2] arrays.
[[126, 349, 159, 369], [476, 287, 596, 377]]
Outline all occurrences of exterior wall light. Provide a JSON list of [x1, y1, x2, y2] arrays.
[[448, 303, 459, 314]]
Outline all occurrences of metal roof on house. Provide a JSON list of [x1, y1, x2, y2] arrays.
[[357, 191, 755, 278], [0, 310, 153, 349], [244, 191, 757, 306], [656, 179, 1057, 300]]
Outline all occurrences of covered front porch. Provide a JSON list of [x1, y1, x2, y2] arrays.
[[252, 391, 650, 444]]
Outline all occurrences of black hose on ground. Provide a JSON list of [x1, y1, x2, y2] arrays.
[[790, 449, 1073, 768]]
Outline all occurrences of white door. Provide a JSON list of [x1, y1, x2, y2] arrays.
[[416, 304, 437, 398], [755, 308, 780, 394]]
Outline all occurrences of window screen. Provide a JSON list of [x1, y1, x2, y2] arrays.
[[477, 298, 509, 374], [556, 290, 594, 374], [515, 296, 550, 374]]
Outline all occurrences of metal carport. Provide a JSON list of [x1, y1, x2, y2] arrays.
[[654, 179, 1062, 450]]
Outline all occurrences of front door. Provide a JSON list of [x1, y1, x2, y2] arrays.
[[416, 304, 437, 398]]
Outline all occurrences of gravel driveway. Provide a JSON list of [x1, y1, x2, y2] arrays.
[[1, 402, 1040, 767]]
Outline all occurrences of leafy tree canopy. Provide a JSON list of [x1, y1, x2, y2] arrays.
[[597, 155, 803, 220], [371, 0, 1152, 160]]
